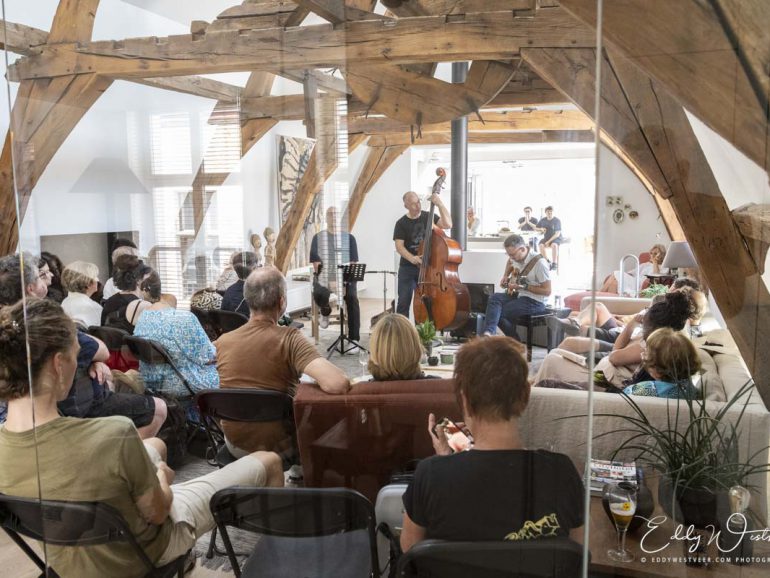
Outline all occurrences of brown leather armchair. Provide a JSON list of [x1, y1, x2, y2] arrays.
[[293, 379, 461, 501]]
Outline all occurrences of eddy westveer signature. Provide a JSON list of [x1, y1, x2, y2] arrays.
[[638, 513, 770, 554]]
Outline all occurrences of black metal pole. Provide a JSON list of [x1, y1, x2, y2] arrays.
[[450, 61, 469, 249]]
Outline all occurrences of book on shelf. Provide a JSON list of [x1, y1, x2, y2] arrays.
[[588, 459, 638, 495]]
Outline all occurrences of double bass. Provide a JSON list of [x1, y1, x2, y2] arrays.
[[413, 168, 470, 331]]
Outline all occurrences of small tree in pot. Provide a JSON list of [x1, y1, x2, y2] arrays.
[[415, 320, 437, 357]]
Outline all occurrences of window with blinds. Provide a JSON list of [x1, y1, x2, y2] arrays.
[[150, 113, 193, 176]]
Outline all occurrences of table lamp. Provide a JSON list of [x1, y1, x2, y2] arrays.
[[662, 241, 697, 277]]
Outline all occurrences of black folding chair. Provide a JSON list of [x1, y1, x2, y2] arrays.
[[210, 486, 379, 578], [208, 309, 248, 337], [87, 325, 129, 351], [0, 494, 189, 578], [124, 335, 196, 401], [195, 389, 296, 559], [190, 307, 217, 341], [397, 538, 586, 578]]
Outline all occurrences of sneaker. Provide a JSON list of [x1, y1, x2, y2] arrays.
[[550, 263, 558, 271], [329, 293, 339, 307], [319, 315, 329, 329], [346, 345, 362, 354], [482, 330, 496, 337]]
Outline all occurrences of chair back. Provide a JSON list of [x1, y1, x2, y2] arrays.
[[210, 486, 378, 576], [190, 307, 217, 341], [124, 335, 195, 397], [87, 325, 128, 350], [208, 309, 248, 337], [196, 389, 293, 424], [0, 494, 156, 574], [397, 538, 585, 578]]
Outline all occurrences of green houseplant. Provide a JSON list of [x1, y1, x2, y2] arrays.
[[597, 380, 770, 526], [639, 283, 669, 299], [415, 320, 437, 356]]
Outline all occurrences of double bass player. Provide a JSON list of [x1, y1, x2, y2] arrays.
[[393, 190, 452, 317]]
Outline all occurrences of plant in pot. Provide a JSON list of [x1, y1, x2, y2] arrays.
[[597, 380, 770, 530], [415, 320, 438, 364]]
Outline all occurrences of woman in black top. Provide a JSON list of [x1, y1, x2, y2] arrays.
[[401, 337, 584, 550], [101, 254, 150, 333]]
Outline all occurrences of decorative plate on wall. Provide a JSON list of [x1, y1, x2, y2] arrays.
[[613, 208, 625, 224]]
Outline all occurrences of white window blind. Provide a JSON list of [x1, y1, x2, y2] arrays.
[[150, 113, 193, 175]]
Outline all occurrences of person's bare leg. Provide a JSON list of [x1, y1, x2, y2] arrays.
[[539, 243, 548, 260], [251, 451, 285, 487], [601, 276, 619, 294], [551, 243, 559, 266], [137, 397, 168, 440], [143, 437, 168, 462], [559, 337, 593, 354], [593, 303, 615, 328]]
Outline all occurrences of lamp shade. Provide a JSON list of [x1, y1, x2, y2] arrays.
[[662, 241, 697, 269]]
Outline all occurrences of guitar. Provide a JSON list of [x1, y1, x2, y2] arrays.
[[503, 267, 528, 297]]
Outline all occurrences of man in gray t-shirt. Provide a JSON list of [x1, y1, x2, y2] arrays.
[[482, 234, 552, 338]]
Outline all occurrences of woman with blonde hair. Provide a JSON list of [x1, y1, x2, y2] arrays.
[[61, 260, 103, 328], [600, 243, 668, 295], [367, 313, 426, 382], [623, 327, 702, 398]]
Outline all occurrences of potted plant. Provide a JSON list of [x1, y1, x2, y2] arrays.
[[597, 380, 770, 528], [640, 283, 668, 299], [415, 320, 438, 360]]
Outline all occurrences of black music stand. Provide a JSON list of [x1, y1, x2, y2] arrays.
[[327, 263, 367, 358]]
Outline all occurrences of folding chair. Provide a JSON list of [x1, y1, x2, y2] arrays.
[[210, 486, 379, 578], [87, 325, 129, 351], [397, 537, 585, 578], [207, 309, 248, 338], [195, 389, 296, 559], [0, 494, 189, 578], [190, 307, 217, 341], [124, 335, 196, 402]]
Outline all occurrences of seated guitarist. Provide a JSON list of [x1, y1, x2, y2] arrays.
[[482, 234, 551, 338]]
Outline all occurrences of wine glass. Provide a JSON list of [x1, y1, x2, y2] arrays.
[[604, 483, 637, 562], [358, 348, 369, 379]]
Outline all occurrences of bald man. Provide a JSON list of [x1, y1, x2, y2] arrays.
[[393, 191, 452, 317]]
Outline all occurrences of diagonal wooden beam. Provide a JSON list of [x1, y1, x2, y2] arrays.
[[606, 49, 770, 406], [278, 69, 351, 96], [346, 145, 408, 228], [560, 0, 770, 179], [132, 76, 242, 102], [0, 19, 49, 55], [7, 9, 594, 81], [521, 48, 682, 240], [732, 203, 770, 275]]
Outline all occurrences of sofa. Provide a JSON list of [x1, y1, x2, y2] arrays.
[[294, 336, 770, 519]]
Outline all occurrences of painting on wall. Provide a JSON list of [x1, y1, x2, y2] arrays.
[[277, 135, 317, 271]]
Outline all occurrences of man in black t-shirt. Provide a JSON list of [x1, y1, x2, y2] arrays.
[[392, 190, 452, 317], [537, 205, 563, 270], [400, 337, 585, 552]]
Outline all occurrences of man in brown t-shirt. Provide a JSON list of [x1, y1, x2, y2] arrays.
[[216, 267, 350, 456]]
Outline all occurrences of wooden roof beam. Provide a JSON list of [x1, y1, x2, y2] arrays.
[[278, 69, 351, 96], [346, 144, 409, 227], [7, 9, 594, 81], [348, 109, 593, 134], [560, 0, 770, 179], [732, 203, 770, 275], [366, 130, 595, 147], [0, 19, 49, 55]]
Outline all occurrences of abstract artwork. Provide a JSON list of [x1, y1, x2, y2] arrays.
[[277, 135, 317, 270]]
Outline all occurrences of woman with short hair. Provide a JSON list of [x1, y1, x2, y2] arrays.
[[367, 313, 425, 381], [400, 337, 584, 551], [101, 255, 151, 332], [624, 328, 701, 398], [61, 260, 103, 329]]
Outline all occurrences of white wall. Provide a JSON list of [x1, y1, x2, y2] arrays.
[[594, 145, 672, 280]]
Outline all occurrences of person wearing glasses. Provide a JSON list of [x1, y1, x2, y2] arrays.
[[481, 234, 551, 338]]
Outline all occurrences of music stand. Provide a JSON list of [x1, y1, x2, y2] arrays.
[[327, 263, 367, 358]]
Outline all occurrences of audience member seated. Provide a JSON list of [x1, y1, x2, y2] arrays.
[[533, 290, 693, 390], [101, 254, 151, 333], [216, 251, 241, 293], [61, 261, 103, 329], [400, 337, 584, 551], [190, 287, 222, 310], [368, 313, 434, 381], [216, 267, 349, 458], [102, 238, 138, 301], [670, 277, 707, 336], [134, 293, 219, 399], [599, 244, 667, 295], [624, 327, 701, 399], [39, 251, 67, 303], [0, 254, 48, 304], [221, 251, 259, 317], [0, 298, 284, 577], [0, 254, 166, 438]]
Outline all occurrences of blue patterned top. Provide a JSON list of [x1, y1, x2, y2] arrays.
[[134, 308, 219, 398], [623, 379, 697, 399]]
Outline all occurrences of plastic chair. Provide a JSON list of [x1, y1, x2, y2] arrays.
[[210, 486, 379, 578], [397, 538, 585, 577], [195, 389, 296, 559], [208, 309, 248, 337], [0, 493, 188, 578]]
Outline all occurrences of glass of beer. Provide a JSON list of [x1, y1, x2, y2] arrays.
[[604, 483, 637, 562]]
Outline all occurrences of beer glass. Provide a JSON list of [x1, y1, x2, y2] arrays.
[[604, 482, 637, 562]]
